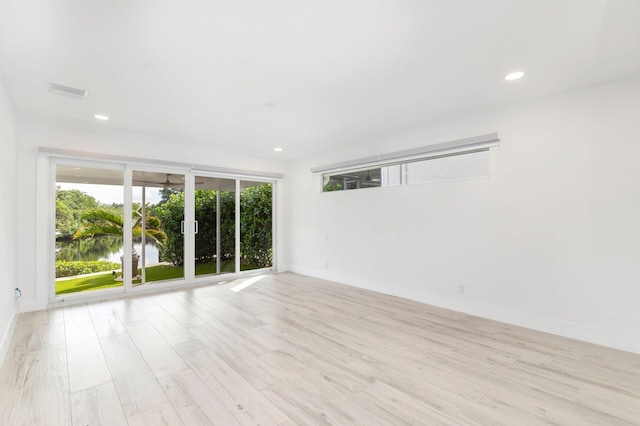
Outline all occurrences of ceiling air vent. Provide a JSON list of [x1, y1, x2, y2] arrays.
[[48, 82, 88, 99]]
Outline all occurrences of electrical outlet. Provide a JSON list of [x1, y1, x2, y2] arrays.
[[456, 284, 465, 294]]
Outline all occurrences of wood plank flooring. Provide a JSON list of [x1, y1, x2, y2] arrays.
[[1, 272, 639, 425]]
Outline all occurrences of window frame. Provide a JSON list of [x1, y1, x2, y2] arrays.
[[43, 150, 280, 306]]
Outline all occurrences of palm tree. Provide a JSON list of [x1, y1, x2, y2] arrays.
[[73, 206, 167, 276]]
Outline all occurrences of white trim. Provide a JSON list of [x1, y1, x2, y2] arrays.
[[48, 159, 57, 304], [235, 180, 241, 274], [311, 133, 499, 174], [190, 167, 282, 181], [123, 166, 133, 291], [50, 285, 125, 305], [272, 181, 278, 272], [184, 171, 195, 281], [48, 268, 275, 309], [38, 147, 284, 179], [216, 189, 221, 274]]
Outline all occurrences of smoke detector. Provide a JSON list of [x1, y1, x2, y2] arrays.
[[48, 82, 88, 99]]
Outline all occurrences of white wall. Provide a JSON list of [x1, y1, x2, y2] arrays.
[[16, 118, 287, 312], [286, 73, 640, 354], [0, 74, 18, 363]]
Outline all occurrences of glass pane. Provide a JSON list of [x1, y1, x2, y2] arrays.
[[194, 176, 236, 277], [382, 165, 402, 187], [404, 150, 490, 185], [323, 168, 382, 192], [240, 181, 273, 271], [133, 171, 184, 285], [322, 150, 492, 192], [55, 165, 124, 296]]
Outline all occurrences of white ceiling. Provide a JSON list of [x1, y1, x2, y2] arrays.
[[1, 0, 639, 159]]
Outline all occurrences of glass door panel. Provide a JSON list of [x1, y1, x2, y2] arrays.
[[240, 180, 273, 271], [55, 164, 125, 296], [132, 171, 185, 285], [194, 176, 236, 277]]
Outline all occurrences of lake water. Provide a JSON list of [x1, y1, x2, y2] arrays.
[[56, 238, 162, 266], [105, 243, 162, 266]]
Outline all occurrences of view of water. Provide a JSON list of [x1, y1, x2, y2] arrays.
[[56, 237, 162, 267], [105, 243, 162, 266]]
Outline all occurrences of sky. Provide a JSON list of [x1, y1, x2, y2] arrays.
[[58, 182, 164, 205]]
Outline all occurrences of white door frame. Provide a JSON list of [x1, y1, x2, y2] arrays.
[[48, 156, 278, 306]]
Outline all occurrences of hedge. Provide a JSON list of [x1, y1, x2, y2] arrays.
[[56, 260, 120, 278], [154, 184, 272, 268]]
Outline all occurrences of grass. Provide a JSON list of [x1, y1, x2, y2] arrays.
[[56, 273, 123, 295], [54, 260, 257, 295]]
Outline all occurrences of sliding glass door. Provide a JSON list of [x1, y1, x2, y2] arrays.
[[193, 178, 273, 276], [240, 180, 273, 271], [194, 176, 236, 277], [52, 159, 275, 301], [54, 162, 125, 296]]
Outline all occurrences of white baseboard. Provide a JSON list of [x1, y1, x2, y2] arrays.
[[0, 312, 18, 365], [289, 265, 640, 355], [276, 263, 291, 273]]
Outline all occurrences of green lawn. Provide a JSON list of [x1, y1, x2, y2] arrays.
[[55, 260, 246, 295], [56, 273, 123, 295]]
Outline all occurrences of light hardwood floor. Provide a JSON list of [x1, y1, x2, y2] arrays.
[[1, 272, 639, 425]]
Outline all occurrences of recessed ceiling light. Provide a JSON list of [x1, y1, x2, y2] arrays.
[[505, 71, 525, 81], [94, 114, 109, 120], [265, 102, 277, 108], [274, 147, 283, 152]]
